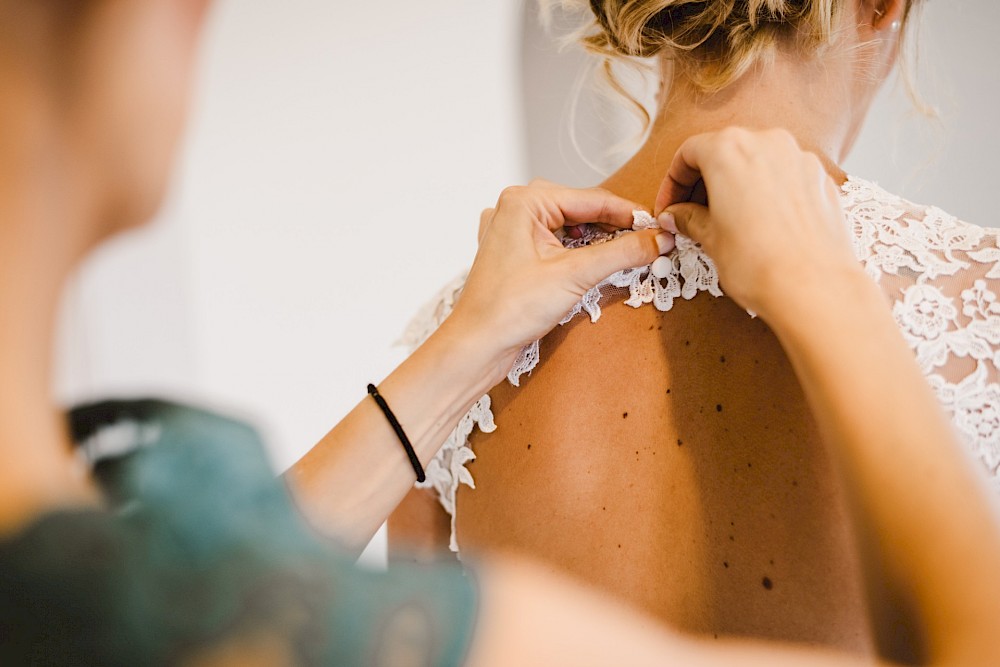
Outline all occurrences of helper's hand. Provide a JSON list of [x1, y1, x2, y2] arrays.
[[654, 127, 862, 320], [444, 181, 672, 384]]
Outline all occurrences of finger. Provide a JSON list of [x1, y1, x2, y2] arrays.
[[542, 186, 645, 231], [527, 177, 560, 189], [562, 229, 666, 287], [479, 208, 495, 244], [654, 133, 713, 215], [663, 202, 711, 243]]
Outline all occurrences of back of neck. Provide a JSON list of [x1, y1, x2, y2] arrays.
[[602, 52, 859, 205]]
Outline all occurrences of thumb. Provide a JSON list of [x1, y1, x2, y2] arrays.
[[564, 229, 667, 287], [661, 203, 710, 243]]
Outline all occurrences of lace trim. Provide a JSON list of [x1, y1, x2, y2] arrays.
[[393, 273, 496, 551], [400, 176, 1000, 552], [509, 212, 724, 386]]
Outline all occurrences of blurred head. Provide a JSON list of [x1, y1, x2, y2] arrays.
[[0, 0, 212, 239]]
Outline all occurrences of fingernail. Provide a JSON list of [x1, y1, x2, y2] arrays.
[[655, 232, 675, 255], [658, 211, 678, 235]]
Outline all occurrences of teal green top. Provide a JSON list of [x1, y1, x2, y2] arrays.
[[0, 400, 477, 666]]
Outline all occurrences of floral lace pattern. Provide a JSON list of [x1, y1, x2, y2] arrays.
[[401, 176, 1000, 551], [840, 178, 1000, 488], [508, 214, 727, 386]]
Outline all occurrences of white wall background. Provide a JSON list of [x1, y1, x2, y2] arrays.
[[55, 1, 998, 560]]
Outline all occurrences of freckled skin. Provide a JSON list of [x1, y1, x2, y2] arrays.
[[454, 294, 873, 652]]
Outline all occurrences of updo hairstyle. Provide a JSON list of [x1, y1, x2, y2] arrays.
[[541, 1, 922, 132]]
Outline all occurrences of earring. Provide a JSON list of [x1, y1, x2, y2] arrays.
[[874, 7, 900, 33]]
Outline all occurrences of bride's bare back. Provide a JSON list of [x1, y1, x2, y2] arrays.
[[391, 164, 1000, 660], [456, 286, 872, 650]]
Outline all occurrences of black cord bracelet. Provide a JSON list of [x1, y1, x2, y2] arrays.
[[367, 383, 425, 483]]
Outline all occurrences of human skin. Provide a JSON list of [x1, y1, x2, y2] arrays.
[[389, 0, 915, 655]]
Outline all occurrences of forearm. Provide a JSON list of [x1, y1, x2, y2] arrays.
[[766, 268, 1000, 663], [468, 558, 884, 667], [284, 319, 506, 554], [466, 557, 694, 667]]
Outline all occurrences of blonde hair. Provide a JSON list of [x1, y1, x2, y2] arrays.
[[542, 0, 924, 134]]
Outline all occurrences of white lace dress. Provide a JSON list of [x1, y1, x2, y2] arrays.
[[400, 176, 1000, 552]]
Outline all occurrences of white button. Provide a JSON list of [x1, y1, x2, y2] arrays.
[[651, 256, 672, 279]]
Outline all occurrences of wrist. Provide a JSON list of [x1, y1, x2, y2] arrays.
[[431, 313, 522, 386], [756, 262, 873, 332], [372, 317, 509, 472], [762, 264, 891, 358], [420, 316, 512, 399]]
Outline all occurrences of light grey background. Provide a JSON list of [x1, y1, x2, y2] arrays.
[[53, 1, 999, 563]]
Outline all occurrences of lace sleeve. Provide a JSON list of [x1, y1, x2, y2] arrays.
[[842, 178, 1000, 487]]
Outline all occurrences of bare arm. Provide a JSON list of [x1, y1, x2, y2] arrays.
[[466, 557, 885, 667], [283, 322, 500, 554], [766, 268, 1000, 664]]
